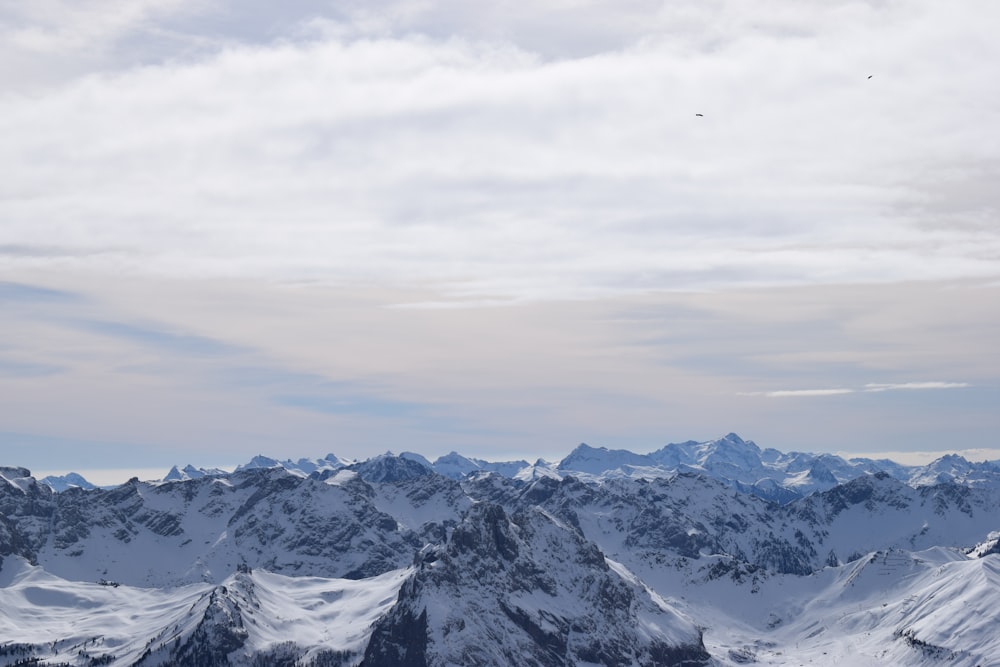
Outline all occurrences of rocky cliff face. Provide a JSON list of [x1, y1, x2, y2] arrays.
[[364, 502, 709, 667]]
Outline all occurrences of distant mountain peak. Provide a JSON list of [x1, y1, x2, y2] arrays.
[[352, 452, 433, 483], [38, 472, 98, 492], [237, 455, 281, 471], [399, 451, 433, 468], [558, 443, 652, 474], [163, 464, 226, 482]]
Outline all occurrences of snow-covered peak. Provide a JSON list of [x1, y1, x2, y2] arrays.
[[352, 452, 434, 483], [323, 452, 355, 466], [789, 459, 839, 491], [236, 454, 282, 471], [910, 453, 973, 486], [229, 453, 348, 478], [38, 472, 98, 492], [514, 459, 562, 482], [428, 451, 482, 478], [399, 451, 433, 468], [721, 431, 752, 447], [424, 452, 532, 480], [557, 442, 654, 474], [694, 432, 763, 469], [163, 464, 227, 482]]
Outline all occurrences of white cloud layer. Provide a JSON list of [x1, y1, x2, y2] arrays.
[[2, 0, 999, 301]]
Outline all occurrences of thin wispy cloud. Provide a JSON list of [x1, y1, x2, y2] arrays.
[[864, 382, 971, 392], [750, 388, 855, 398], [745, 382, 971, 398]]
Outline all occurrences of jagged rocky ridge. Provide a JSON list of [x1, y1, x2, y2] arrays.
[[364, 503, 708, 667], [3, 435, 1000, 666]]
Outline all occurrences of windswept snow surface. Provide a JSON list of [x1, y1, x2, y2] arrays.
[[0, 556, 410, 667], [232, 567, 412, 660], [0, 556, 214, 665]]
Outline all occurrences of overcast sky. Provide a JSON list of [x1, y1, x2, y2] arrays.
[[2, 0, 999, 483]]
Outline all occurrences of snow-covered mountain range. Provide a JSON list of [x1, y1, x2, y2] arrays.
[[97, 432, 1000, 502], [4, 433, 1000, 666]]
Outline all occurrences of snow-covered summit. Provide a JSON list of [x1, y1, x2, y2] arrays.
[[558, 442, 654, 474], [163, 464, 228, 482], [353, 452, 434, 483], [38, 472, 98, 492]]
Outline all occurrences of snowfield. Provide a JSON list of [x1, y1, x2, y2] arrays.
[[0, 557, 411, 666]]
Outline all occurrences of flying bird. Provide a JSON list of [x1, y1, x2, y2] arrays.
[[868, 75, 873, 79], [695, 113, 704, 117]]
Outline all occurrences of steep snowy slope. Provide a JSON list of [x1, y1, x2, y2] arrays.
[[666, 549, 1000, 667]]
